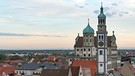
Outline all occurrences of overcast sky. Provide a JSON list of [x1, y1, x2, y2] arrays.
[[0, 0, 135, 49]]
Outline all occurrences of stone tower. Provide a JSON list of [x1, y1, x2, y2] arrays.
[[96, 3, 108, 76]]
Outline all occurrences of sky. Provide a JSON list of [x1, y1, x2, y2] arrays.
[[0, 0, 135, 49]]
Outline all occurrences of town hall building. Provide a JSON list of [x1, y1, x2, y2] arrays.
[[73, 3, 121, 74]]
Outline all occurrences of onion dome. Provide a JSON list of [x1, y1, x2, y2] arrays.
[[98, 3, 106, 18], [83, 19, 94, 34]]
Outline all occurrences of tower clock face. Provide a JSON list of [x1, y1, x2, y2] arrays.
[[98, 41, 104, 46]]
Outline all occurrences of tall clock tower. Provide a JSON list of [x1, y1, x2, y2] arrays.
[[96, 3, 108, 76]]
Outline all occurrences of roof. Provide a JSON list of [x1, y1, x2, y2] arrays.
[[0, 66, 17, 76], [16, 63, 61, 70], [70, 66, 80, 76], [48, 56, 55, 61], [72, 60, 97, 76], [120, 61, 135, 76], [40, 69, 68, 76], [83, 22, 94, 34], [98, 5, 106, 18], [74, 36, 112, 47]]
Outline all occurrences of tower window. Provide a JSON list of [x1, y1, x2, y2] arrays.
[[100, 50, 103, 55], [84, 54, 86, 57], [88, 54, 90, 57], [103, 19, 105, 24], [77, 49, 79, 51], [99, 35, 101, 40], [81, 49, 82, 51], [84, 49, 86, 51], [88, 49, 90, 51], [102, 35, 103, 40], [90, 39, 91, 42], [100, 64, 103, 66]]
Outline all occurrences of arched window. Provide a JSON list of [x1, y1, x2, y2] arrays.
[[102, 35, 103, 40], [88, 54, 90, 57], [99, 35, 101, 40], [84, 54, 86, 57], [100, 50, 103, 55], [103, 19, 105, 24]]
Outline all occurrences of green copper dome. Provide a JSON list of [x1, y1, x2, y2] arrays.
[[83, 20, 94, 34], [98, 3, 106, 18], [98, 13, 106, 18]]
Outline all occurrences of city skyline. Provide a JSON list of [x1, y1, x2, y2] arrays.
[[0, 0, 135, 49]]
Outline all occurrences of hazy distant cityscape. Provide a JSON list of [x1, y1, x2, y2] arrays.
[[0, 0, 135, 76]]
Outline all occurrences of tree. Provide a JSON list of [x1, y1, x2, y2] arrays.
[[0, 53, 6, 60]]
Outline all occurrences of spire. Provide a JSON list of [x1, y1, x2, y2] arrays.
[[88, 18, 89, 25], [98, 2, 106, 18], [112, 31, 116, 39], [78, 33, 79, 37], [100, 2, 103, 13], [113, 31, 114, 35]]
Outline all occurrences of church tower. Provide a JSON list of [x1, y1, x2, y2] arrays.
[[96, 3, 108, 76]]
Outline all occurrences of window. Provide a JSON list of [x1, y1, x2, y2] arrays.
[[86, 39, 88, 42], [81, 49, 82, 51], [77, 54, 79, 56], [77, 49, 79, 51], [80, 72, 82, 75], [84, 54, 86, 57], [100, 50, 103, 55], [84, 49, 86, 51], [90, 39, 91, 42], [100, 64, 103, 66], [88, 49, 90, 51], [103, 19, 105, 24], [99, 35, 101, 40], [88, 54, 90, 57], [102, 35, 104, 40]]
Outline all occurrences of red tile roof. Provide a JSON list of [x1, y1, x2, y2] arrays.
[[70, 66, 80, 76], [74, 36, 112, 47], [72, 60, 97, 76], [48, 56, 55, 61], [0, 66, 17, 76]]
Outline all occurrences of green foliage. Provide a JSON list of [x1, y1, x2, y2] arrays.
[[0, 53, 6, 60]]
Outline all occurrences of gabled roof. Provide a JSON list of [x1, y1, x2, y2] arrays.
[[74, 36, 112, 47], [40, 69, 68, 76], [120, 61, 135, 76], [70, 66, 80, 76], [71, 60, 97, 76], [74, 37, 83, 47]]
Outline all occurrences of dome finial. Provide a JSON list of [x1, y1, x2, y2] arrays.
[[88, 18, 89, 24], [78, 33, 79, 36], [100, 2, 103, 13], [113, 31, 114, 35], [101, 2, 103, 7]]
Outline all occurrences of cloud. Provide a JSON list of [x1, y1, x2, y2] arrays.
[[0, 33, 67, 37], [93, 10, 99, 14], [111, 3, 118, 6], [93, 6, 130, 17]]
